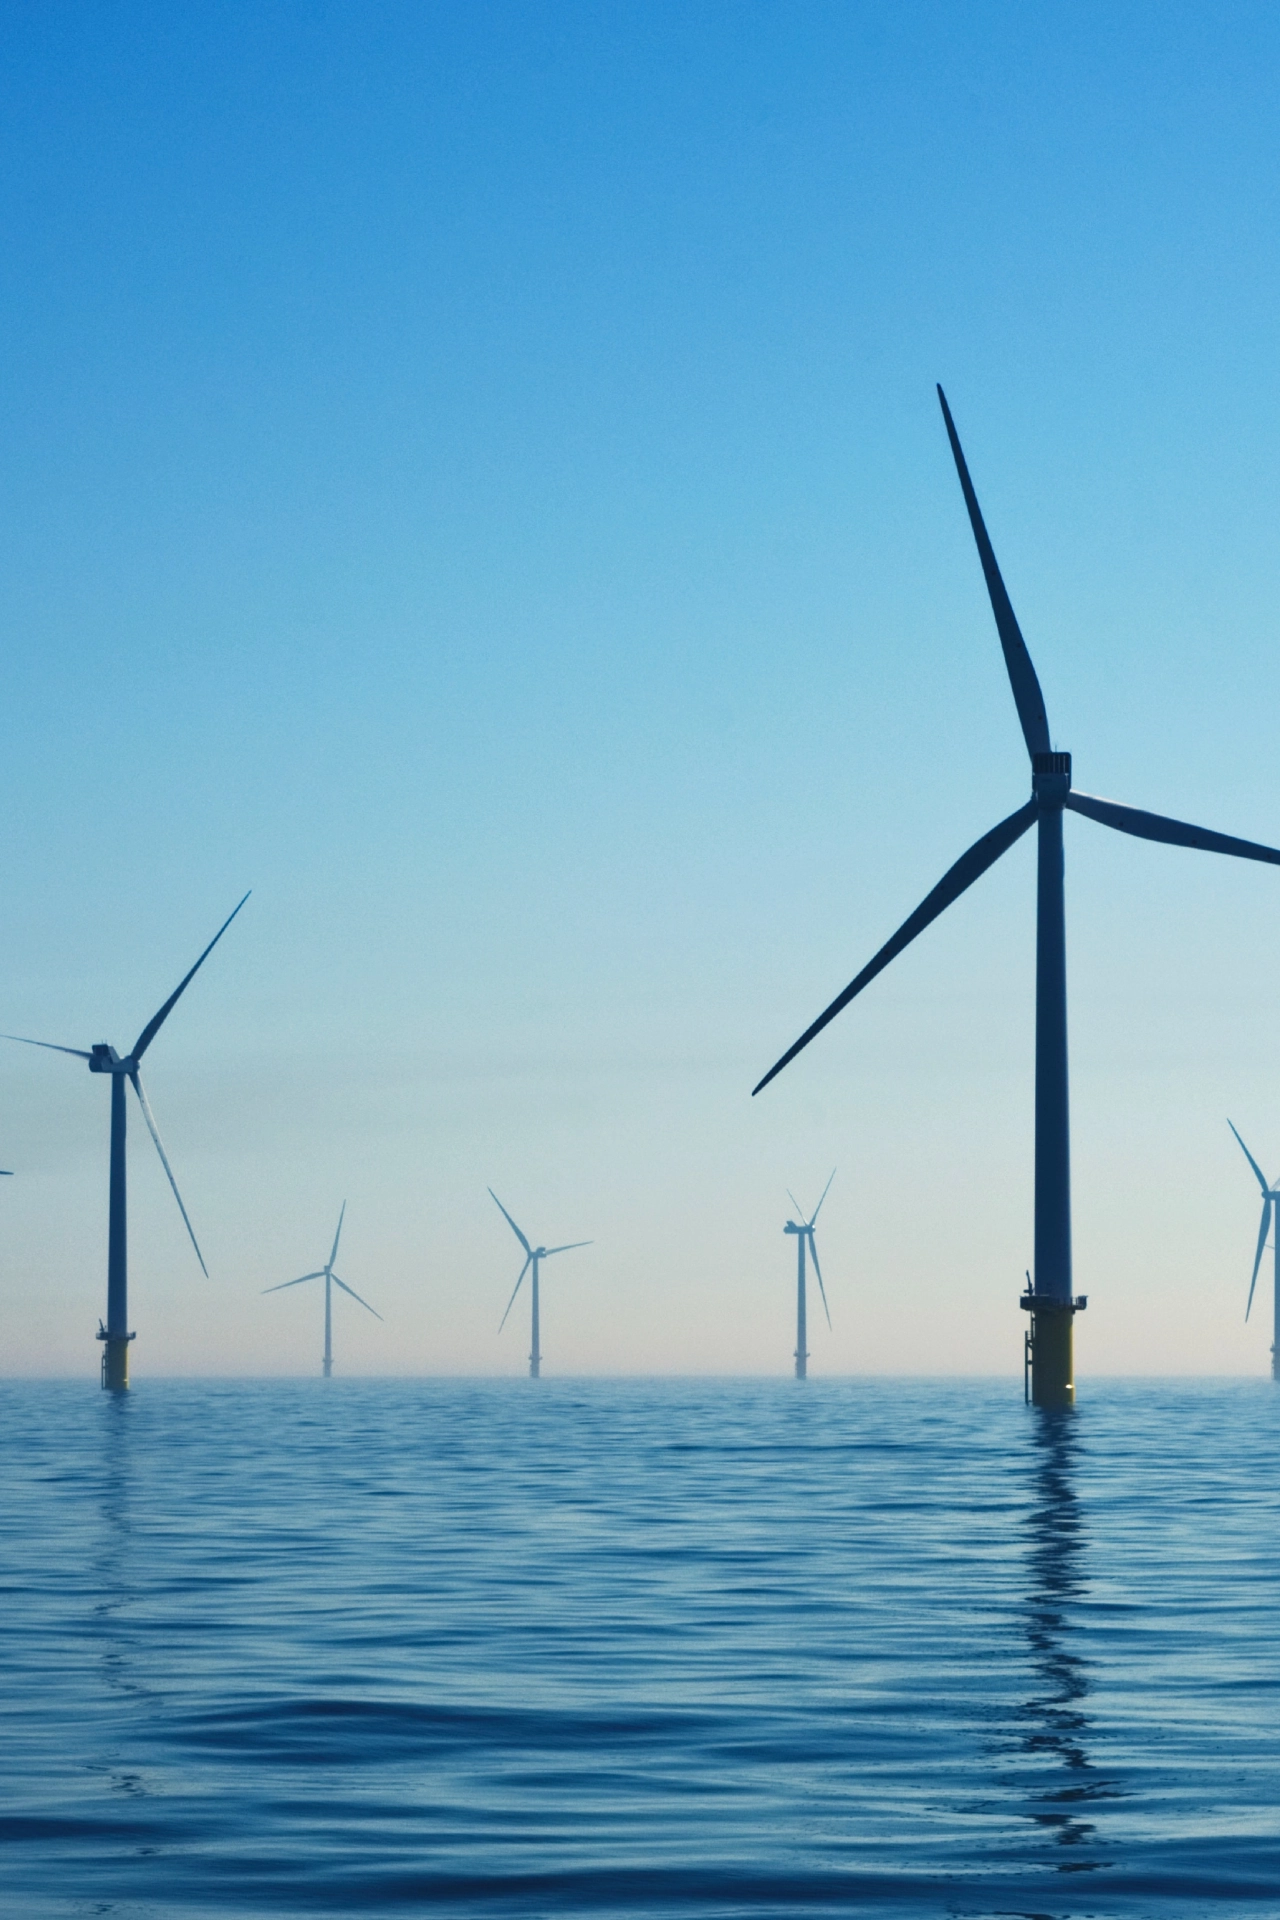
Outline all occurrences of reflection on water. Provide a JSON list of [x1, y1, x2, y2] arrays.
[[1019, 1408, 1118, 1870], [94, 1393, 134, 1678], [3, 1379, 1279, 1917], [90, 1394, 153, 1805]]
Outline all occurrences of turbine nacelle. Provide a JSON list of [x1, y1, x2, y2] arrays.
[[1031, 751, 1072, 805], [89, 1044, 127, 1073]]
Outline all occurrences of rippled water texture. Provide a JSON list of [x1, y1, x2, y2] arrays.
[[2, 1377, 1278, 1917]]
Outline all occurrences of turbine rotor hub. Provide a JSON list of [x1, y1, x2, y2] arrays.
[[1031, 750, 1072, 807]]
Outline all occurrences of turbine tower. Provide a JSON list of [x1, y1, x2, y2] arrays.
[[489, 1189, 590, 1378], [3, 895, 248, 1390], [1228, 1122, 1280, 1381], [262, 1202, 382, 1376], [754, 387, 1280, 1408], [785, 1170, 834, 1378]]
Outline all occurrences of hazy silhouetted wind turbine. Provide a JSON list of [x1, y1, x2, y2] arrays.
[[753, 387, 1280, 1406], [3, 894, 249, 1389], [262, 1201, 381, 1376], [489, 1189, 590, 1378], [1228, 1121, 1280, 1381], [785, 1170, 834, 1378]]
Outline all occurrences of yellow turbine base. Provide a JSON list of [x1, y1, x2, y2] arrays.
[[101, 1336, 131, 1392], [1030, 1306, 1074, 1408]]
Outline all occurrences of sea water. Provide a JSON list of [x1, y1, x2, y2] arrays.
[[1, 1376, 1277, 1917]]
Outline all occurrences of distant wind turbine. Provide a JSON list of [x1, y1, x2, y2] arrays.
[[489, 1189, 590, 1378], [785, 1170, 834, 1379], [753, 387, 1280, 1408], [263, 1202, 381, 1377], [3, 895, 249, 1390], [1228, 1122, 1280, 1381]]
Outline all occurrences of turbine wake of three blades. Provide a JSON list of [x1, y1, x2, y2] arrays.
[[786, 1169, 835, 1328], [1228, 1121, 1277, 1322], [262, 1201, 383, 1319], [752, 390, 1280, 1100], [1, 893, 251, 1274], [489, 1188, 590, 1331]]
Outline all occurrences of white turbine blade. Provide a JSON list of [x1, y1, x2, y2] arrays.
[[499, 1253, 531, 1331], [263, 1271, 325, 1294], [129, 1068, 207, 1276], [752, 799, 1038, 1096], [131, 892, 250, 1062], [329, 1201, 346, 1270], [331, 1273, 383, 1321], [0, 1032, 92, 1060], [809, 1233, 832, 1328], [544, 1240, 591, 1257], [786, 1189, 804, 1219], [1067, 790, 1280, 866], [1246, 1197, 1271, 1322], [1229, 1120, 1271, 1196], [809, 1168, 837, 1227], [489, 1189, 532, 1255]]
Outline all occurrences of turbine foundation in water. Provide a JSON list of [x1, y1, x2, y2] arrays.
[[1022, 1288, 1084, 1408], [98, 1327, 135, 1392]]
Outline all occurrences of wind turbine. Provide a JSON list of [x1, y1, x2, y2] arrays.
[[1228, 1122, 1280, 1381], [3, 894, 249, 1390], [262, 1202, 382, 1376], [785, 1170, 834, 1378], [754, 387, 1280, 1407], [489, 1189, 590, 1378]]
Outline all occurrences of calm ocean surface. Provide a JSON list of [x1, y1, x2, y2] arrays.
[[2, 1376, 1278, 1918]]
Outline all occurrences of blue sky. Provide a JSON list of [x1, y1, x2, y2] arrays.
[[3, 2, 1280, 1376]]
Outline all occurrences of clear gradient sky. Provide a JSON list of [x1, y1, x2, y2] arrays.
[[3, 2, 1280, 1377]]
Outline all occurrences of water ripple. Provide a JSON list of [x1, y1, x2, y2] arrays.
[[0, 1377, 1278, 1915]]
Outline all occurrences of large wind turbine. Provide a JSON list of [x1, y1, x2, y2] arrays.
[[1228, 1122, 1280, 1381], [262, 1202, 382, 1377], [754, 387, 1280, 1407], [489, 1189, 590, 1378], [3, 895, 249, 1389], [785, 1170, 834, 1379]]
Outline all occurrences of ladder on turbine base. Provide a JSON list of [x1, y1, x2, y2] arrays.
[[1020, 1282, 1087, 1405], [97, 1322, 135, 1391]]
